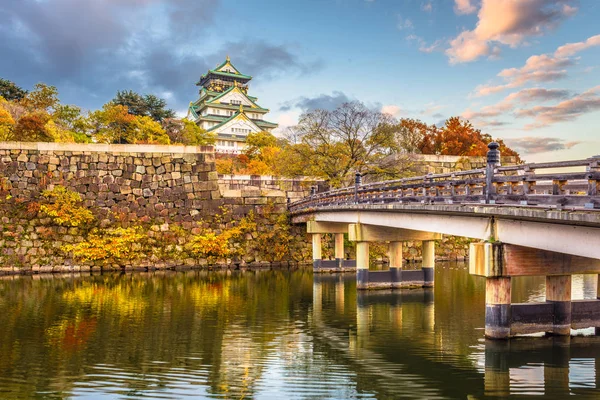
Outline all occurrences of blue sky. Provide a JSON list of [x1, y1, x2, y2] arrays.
[[0, 0, 598, 161]]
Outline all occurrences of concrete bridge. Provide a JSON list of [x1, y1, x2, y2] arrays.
[[290, 143, 600, 339]]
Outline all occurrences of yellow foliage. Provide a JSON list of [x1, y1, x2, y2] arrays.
[[45, 120, 76, 143], [0, 107, 15, 141], [40, 186, 94, 226], [62, 227, 146, 264], [187, 232, 231, 261]]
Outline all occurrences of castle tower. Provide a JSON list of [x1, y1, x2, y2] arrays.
[[187, 56, 278, 154]]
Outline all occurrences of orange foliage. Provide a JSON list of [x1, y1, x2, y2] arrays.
[[12, 112, 53, 142], [418, 117, 521, 161]]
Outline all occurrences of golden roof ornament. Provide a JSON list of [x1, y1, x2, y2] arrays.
[[226, 55, 230, 62], [239, 104, 243, 113]]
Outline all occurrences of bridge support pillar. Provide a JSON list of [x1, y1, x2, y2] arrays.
[[422, 240, 435, 287], [356, 241, 369, 290], [389, 241, 403, 289], [312, 233, 322, 270], [334, 233, 345, 268], [485, 277, 512, 339], [598, 274, 600, 335], [546, 275, 572, 336]]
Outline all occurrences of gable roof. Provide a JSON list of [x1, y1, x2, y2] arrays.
[[214, 56, 241, 75], [208, 85, 263, 109], [207, 110, 263, 132]]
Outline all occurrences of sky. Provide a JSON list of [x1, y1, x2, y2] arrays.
[[0, 0, 599, 162]]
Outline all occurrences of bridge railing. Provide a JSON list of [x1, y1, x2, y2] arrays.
[[289, 143, 600, 212]]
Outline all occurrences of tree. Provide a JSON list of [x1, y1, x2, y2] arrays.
[[163, 118, 216, 145], [131, 116, 170, 144], [113, 90, 175, 122], [12, 112, 53, 142], [21, 83, 59, 112], [284, 102, 399, 187], [88, 104, 137, 144], [0, 78, 28, 101], [244, 131, 278, 159], [53, 104, 91, 143], [418, 116, 522, 161], [0, 107, 15, 141], [395, 118, 435, 153]]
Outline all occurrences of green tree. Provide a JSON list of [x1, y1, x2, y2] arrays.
[[0, 78, 28, 101], [113, 90, 175, 122], [53, 104, 91, 143]]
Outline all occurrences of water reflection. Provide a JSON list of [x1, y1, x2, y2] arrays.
[[0, 265, 598, 398]]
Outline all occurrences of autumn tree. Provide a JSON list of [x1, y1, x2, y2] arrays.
[[12, 112, 53, 142], [89, 104, 137, 144], [113, 90, 175, 122], [279, 102, 400, 186], [418, 116, 521, 161], [163, 118, 216, 145], [0, 78, 28, 101], [21, 83, 59, 113], [0, 107, 15, 141]]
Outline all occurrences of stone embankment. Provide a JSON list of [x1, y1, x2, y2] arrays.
[[0, 143, 497, 274]]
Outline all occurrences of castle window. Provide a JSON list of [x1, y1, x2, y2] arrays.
[[231, 100, 241, 105]]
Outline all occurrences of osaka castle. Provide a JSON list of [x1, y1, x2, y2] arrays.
[[187, 56, 278, 154]]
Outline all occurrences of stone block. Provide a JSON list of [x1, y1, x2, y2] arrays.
[[244, 197, 268, 205]]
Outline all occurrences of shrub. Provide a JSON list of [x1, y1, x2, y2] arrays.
[[62, 227, 146, 265], [40, 186, 94, 226]]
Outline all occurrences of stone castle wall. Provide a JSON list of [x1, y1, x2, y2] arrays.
[[0, 142, 309, 273], [0, 142, 221, 224]]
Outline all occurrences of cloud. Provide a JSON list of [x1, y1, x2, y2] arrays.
[[0, 0, 321, 111], [505, 137, 581, 153], [406, 35, 445, 54], [554, 34, 600, 57], [419, 39, 445, 53], [515, 85, 600, 128], [279, 91, 353, 112], [454, 0, 478, 15], [447, 0, 577, 64], [381, 105, 402, 117], [463, 88, 571, 121], [421, 2, 433, 13], [474, 54, 572, 96], [473, 33, 600, 97], [397, 15, 414, 30]]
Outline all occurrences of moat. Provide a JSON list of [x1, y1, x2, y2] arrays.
[[0, 263, 599, 399]]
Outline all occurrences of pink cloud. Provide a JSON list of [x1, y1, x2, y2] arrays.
[[554, 34, 600, 57], [454, 0, 478, 15], [515, 86, 600, 128], [447, 0, 577, 64]]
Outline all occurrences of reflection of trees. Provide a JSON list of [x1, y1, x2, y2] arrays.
[[0, 270, 314, 398]]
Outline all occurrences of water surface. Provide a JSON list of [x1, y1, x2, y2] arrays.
[[0, 264, 598, 399]]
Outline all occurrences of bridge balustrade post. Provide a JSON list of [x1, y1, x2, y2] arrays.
[[354, 172, 362, 204], [422, 240, 435, 287], [485, 142, 500, 204], [356, 241, 370, 290]]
